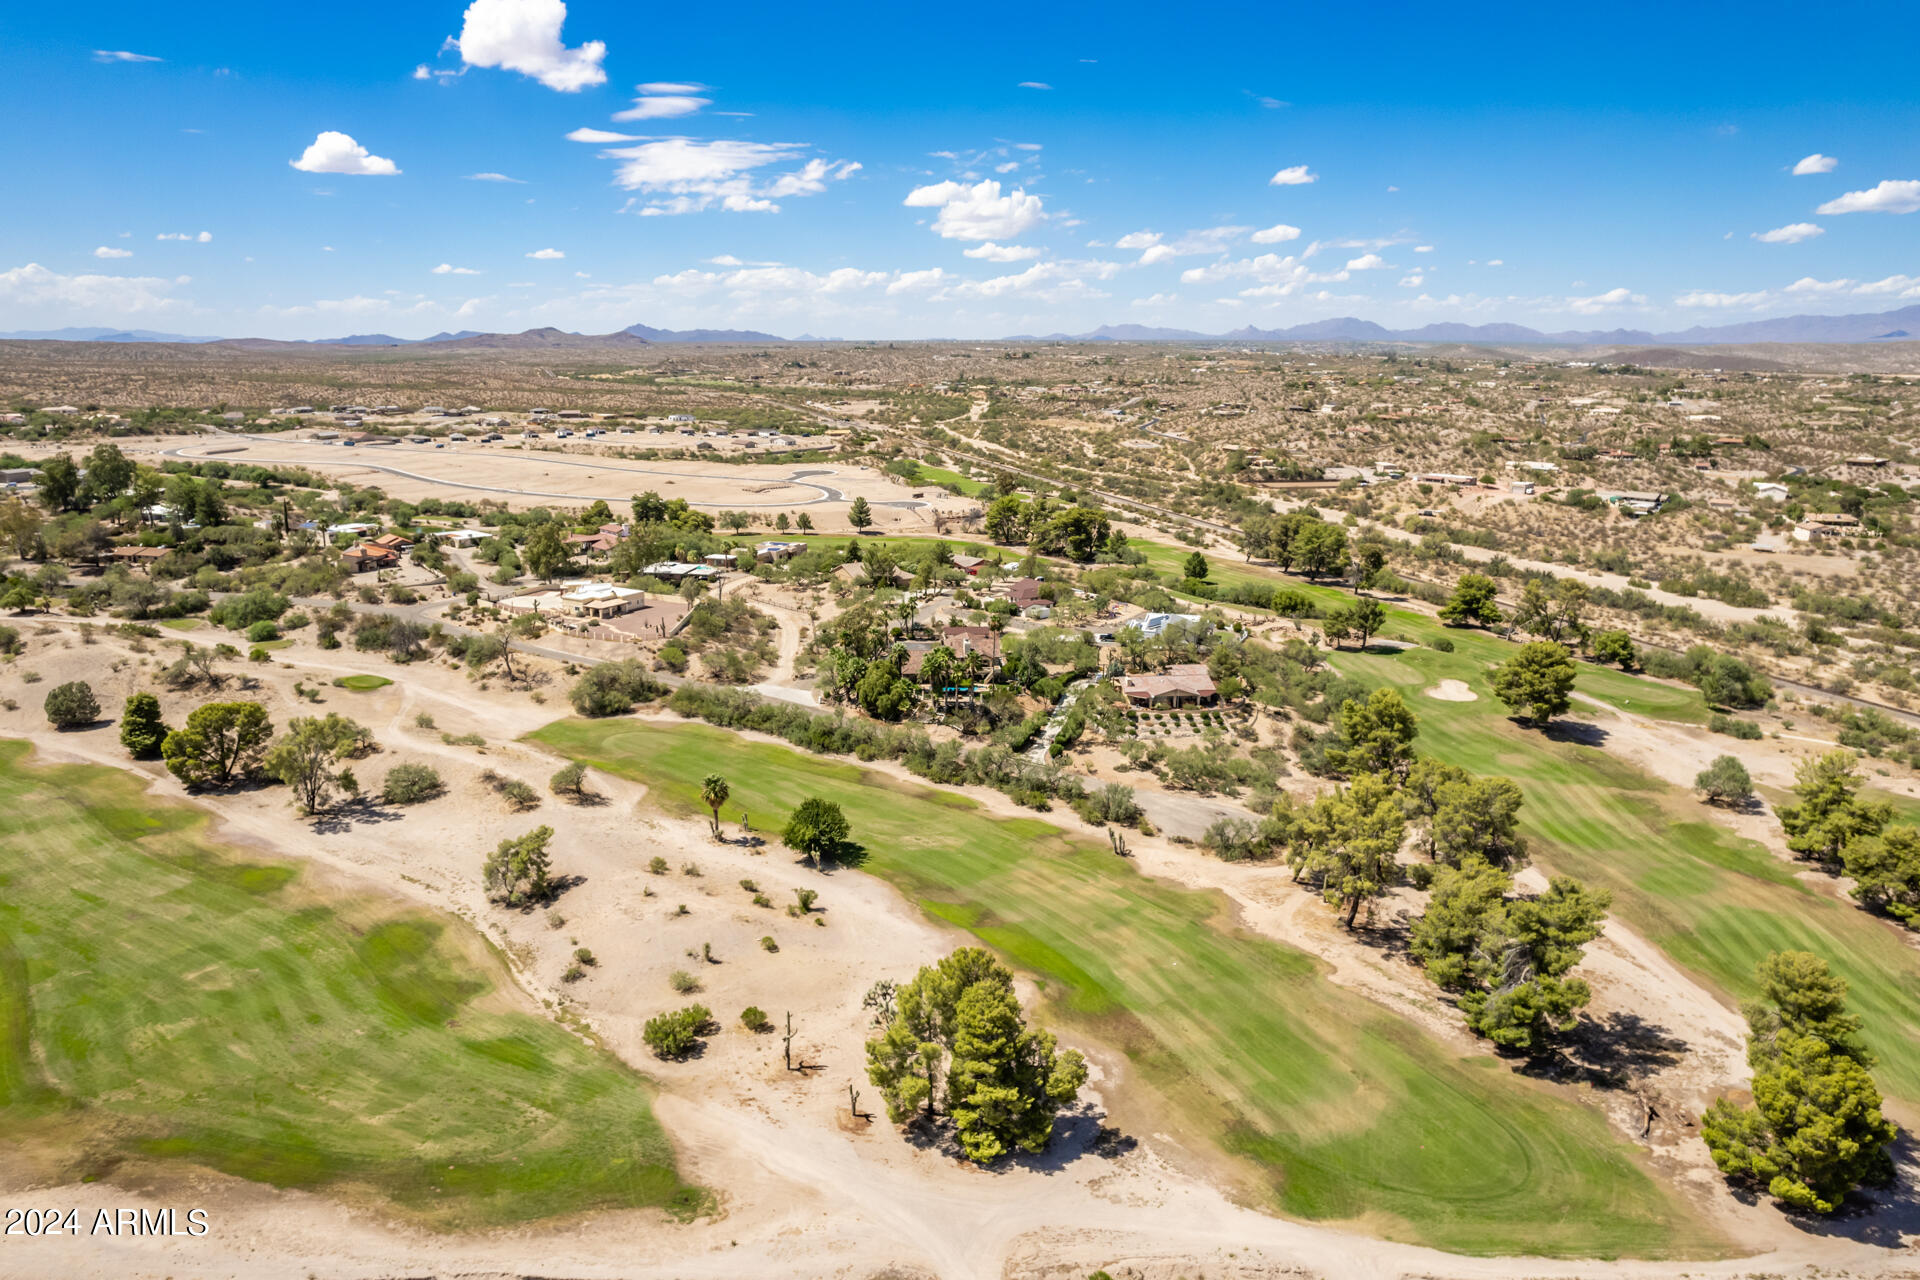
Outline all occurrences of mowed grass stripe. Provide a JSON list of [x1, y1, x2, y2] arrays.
[[1331, 642, 1920, 1104], [0, 740, 703, 1227], [534, 717, 1714, 1258]]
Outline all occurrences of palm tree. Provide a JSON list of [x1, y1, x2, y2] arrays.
[[959, 649, 988, 706], [700, 774, 730, 839], [921, 645, 957, 708]]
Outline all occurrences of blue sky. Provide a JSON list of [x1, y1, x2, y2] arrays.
[[2, 0, 1917, 339]]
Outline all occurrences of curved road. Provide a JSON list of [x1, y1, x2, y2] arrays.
[[167, 429, 922, 511]]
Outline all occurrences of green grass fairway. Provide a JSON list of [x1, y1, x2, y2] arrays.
[[159, 618, 202, 632], [333, 673, 394, 690], [0, 740, 701, 1227], [533, 717, 1716, 1258], [1329, 642, 1920, 1103], [905, 463, 990, 497]]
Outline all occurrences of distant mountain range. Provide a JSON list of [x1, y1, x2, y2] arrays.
[[0, 322, 787, 347], [4, 306, 1918, 348], [1005, 305, 1920, 346]]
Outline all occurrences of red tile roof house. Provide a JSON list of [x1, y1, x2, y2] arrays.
[[369, 532, 414, 552], [1004, 577, 1045, 609], [1120, 662, 1218, 708], [564, 531, 622, 559], [342, 544, 400, 573]]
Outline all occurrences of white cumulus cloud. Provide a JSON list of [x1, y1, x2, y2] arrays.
[[566, 127, 638, 143], [455, 0, 606, 92], [963, 242, 1042, 262], [93, 50, 162, 63], [1251, 223, 1301, 244], [903, 179, 1045, 241], [1792, 153, 1838, 175], [0, 262, 186, 315], [433, 263, 481, 274], [1345, 253, 1390, 271], [1139, 244, 1177, 265], [290, 131, 400, 176], [599, 139, 857, 215], [1566, 287, 1644, 314], [1269, 164, 1316, 186], [1114, 231, 1162, 250], [1752, 222, 1823, 244], [93, 246, 133, 259], [1816, 180, 1920, 215], [526, 248, 565, 259], [156, 231, 213, 242], [466, 171, 526, 183], [1675, 290, 1770, 308]]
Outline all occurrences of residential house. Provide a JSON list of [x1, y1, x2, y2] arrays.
[[1753, 482, 1790, 502], [342, 544, 400, 573], [1120, 663, 1218, 709], [952, 554, 986, 575]]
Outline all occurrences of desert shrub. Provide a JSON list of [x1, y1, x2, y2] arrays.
[[568, 658, 667, 717], [245, 620, 279, 643], [648, 855, 669, 874], [481, 769, 541, 811], [642, 1004, 712, 1058], [759, 935, 778, 952], [669, 969, 700, 994], [381, 762, 444, 804], [1708, 713, 1764, 741], [741, 1005, 771, 1032], [550, 761, 588, 796]]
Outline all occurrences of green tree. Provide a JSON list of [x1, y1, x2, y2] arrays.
[[1400, 757, 1471, 858], [1413, 860, 1610, 1053], [847, 496, 873, 531], [80, 442, 135, 507], [0, 497, 43, 559], [946, 982, 1089, 1162], [983, 495, 1027, 544], [37, 454, 81, 512], [783, 796, 851, 864], [1439, 573, 1502, 628], [43, 680, 100, 729], [1702, 951, 1896, 1213], [1490, 641, 1577, 726], [796, 511, 814, 532], [162, 700, 274, 786], [1590, 629, 1637, 670], [1842, 824, 1920, 925], [700, 773, 731, 838], [263, 713, 371, 815], [119, 690, 169, 758], [568, 659, 665, 716], [1776, 749, 1891, 869], [1353, 543, 1387, 594], [1695, 754, 1754, 807], [483, 825, 555, 906], [1408, 856, 1513, 989], [1182, 551, 1209, 581], [1288, 772, 1406, 929], [1431, 775, 1528, 868], [1697, 653, 1772, 709], [522, 522, 570, 581], [1326, 687, 1419, 780], [1294, 519, 1349, 578]]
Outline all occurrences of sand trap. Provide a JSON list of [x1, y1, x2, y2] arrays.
[[1425, 679, 1477, 702]]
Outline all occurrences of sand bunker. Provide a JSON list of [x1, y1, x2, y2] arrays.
[[1425, 679, 1478, 702]]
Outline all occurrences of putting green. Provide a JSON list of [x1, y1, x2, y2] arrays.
[[534, 717, 1716, 1258], [333, 673, 394, 690], [0, 739, 702, 1227]]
